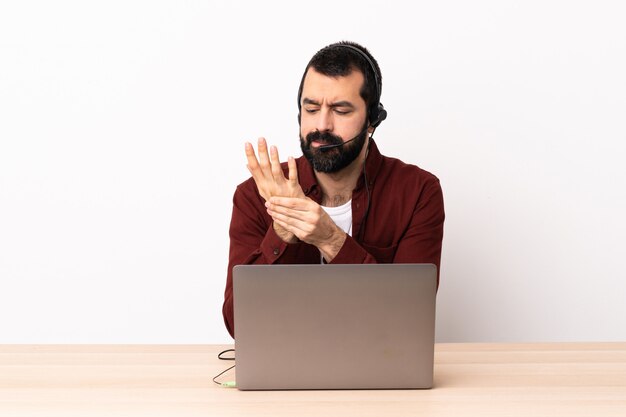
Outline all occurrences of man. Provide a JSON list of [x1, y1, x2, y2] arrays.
[[222, 41, 444, 338]]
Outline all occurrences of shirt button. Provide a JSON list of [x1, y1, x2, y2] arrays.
[[273, 248, 280, 255]]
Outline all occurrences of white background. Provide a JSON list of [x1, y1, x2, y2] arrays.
[[1, 1, 624, 343]]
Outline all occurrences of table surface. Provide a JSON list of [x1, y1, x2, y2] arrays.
[[1, 343, 625, 417]]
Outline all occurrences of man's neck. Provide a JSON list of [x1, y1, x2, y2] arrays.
[[316, 138, 369, 207]]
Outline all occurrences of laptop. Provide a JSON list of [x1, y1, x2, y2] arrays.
[[233, 263, 437, 390]]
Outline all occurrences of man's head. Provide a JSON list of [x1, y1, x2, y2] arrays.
[[297, 41, 385, 173]]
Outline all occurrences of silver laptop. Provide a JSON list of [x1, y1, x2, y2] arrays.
[[233, 263, 437, 390]]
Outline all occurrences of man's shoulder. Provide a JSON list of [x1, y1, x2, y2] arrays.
[[378, 153, 441, 187]]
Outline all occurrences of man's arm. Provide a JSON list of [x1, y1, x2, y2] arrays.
[[223, 139, 314, 338], [265, 173, 445, 283], [265, 196, 347, 262], [331, 176, 445, 285], [245, 138, 305, 243], [222, 182, 319, 338]]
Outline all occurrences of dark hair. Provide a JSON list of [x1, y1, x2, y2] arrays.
[[297, 41, 382, 123]]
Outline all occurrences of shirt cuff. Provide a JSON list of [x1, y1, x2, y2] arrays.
[[329, 235, 370, 264], [260, 224, 299, 263]]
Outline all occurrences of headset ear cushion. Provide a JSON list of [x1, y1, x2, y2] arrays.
[[370, 103, 387, 128]]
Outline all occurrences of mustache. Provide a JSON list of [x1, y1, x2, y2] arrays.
[[305, 130, 343, 147]]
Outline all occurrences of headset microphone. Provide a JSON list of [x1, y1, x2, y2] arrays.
[[316, 126, 368, 151]]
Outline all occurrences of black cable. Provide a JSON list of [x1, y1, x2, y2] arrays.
[[357, 132, 374, 241], [217, 348, 235, 360], [212, 364, 236, 386], [213, 348, 236, 387]]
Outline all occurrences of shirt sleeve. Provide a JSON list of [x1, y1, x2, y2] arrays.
[[391, 177, 445, 286], [221, 181, 316, 338], [329, 176, 445, 287]]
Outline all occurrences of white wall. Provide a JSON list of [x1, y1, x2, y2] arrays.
[[1, 1, 624, 343]]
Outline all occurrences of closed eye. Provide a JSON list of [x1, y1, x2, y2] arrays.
[[330, 101, 355, 115]]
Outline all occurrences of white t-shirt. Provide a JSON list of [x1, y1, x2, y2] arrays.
[[321, 199, 353, 236]]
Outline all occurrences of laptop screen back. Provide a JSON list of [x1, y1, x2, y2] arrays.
[[233, 263, 437, 390]]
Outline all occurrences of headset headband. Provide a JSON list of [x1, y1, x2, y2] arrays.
[[333, 44, 382, 103], [297, 43, 387, 128]]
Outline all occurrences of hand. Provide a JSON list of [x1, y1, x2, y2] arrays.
[[245, 138, 305, 243], [265, 196, 347, 262], [245, 137, 305, 202]]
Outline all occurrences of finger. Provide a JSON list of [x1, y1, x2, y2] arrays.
[[245, 142, 263, 181], [270, 146, 285, 183], [266, 201, 316, 224], [271, 213, 309, 236], [273, 215, 316, 244], [245, 142, 259, 168], [287, 156, 298, 185], [272, 218, 299, 239], [268, 196, 310, 211], [257, 137, 272, 177]]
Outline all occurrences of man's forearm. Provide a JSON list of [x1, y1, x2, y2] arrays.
[[318, 228, 347, 263]]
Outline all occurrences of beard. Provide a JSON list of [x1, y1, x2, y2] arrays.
[[300, 126, 368, 173]]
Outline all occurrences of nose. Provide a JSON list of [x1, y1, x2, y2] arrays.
[[315, 107, 333, 132]]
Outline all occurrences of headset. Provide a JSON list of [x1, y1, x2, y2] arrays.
[[297, 43, 388, 129]]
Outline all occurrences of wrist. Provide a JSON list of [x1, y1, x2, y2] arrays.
[[319, 228, 346, 263]]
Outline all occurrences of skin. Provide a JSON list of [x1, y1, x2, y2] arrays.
[[245, 68, 372, 262]]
